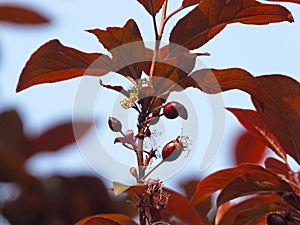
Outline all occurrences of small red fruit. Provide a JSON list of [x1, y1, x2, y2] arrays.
[[267, 213, 288, 225], [163, 101, 188, 120], [108, 117, 122, 132], [162, 136, 184, 162]]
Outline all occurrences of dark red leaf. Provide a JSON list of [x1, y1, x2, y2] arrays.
[[235, 203, 295, 225], [267, 0, 300, 4], [264, 157, 290, 179], [0, 5, 49, 24], [282, 191, 300, 211], [143, 44, 198, 79], [252, 75, 300, 164], [77, 217, 120, 225], [217, 169, 292, 206], [170, 0, 293, 50], [182, 0, 201, 8], [217, 194, 281, 225], [163, 188, 210, 225], [0, 110, 27, 152], [139, 49, 197, 112], [180, 179, 212, 220], [173, 68, 264, 105], [28, 121, 92, 156], [227, 108, 287, 160], [234, 196, 288, 225], [87, 19, 145, 81], [16, 39, 109, 92], [151, 53, 196, 98], [0, 141, 33, 183], [76, 214, 138, 225], [3, 176, 117, 225], [190, 164, 265, 206], [138, 86, 155, 99], [234, 131, 267, 165], [99, 80, 130, 97], [153, 54, 196, 80], [137, 0, 165, 16], [87, 19, 142, 52]]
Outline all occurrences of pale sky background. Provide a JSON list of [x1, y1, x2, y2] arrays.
[[0, 0, 300, 188]]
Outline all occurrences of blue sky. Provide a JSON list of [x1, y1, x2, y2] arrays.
[[0, 0, 300, 186]]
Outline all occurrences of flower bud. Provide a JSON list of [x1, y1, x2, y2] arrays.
[[162, 136, 184, 162], [130, 167, 138, 179], [108, 117, 122, 132], [163, 101, 188, 120]]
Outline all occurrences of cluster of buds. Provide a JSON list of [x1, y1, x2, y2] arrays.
[[120, 92, 139, 109], [120, 78, 150, 109]]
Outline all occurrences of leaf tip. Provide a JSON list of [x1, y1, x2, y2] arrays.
[[85, 29, 94, 33], [189, 194, 200, 206], [113, 182, 130, 196], [16, 85, 22, 93], [16, 81, 26, 92], [288, 12, 294, 23]]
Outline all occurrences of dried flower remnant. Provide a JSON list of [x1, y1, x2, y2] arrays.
[[135, 179, 170, 223]]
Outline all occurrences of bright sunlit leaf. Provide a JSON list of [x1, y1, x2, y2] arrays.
[[190, 164, 265, 206], [252, 75, 300, 165], [227, 108, 287, 160], [217, 169, 292, 206], [217, 194, 281, 225]]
